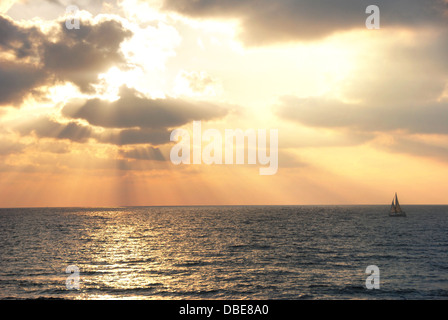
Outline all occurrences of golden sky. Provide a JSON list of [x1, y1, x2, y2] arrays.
[[0, 0, 447, 206]]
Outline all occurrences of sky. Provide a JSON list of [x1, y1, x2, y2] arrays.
[[0, 0, 447, 207]]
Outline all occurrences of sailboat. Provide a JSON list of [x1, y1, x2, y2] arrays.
[[389, 192, 406, 217]]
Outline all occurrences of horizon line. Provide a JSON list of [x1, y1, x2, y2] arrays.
[[1, 204, 448, 209]]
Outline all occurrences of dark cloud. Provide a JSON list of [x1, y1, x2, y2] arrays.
[[0, 14, 132, 106], [43, 19, 132, 92], [14, 116, 94, 143], [13, 114, 179, 146], [98, 128, 172, 146], [163, 0, 448, 45], [276, 96, 448, 135], [0, 15, 43, 59], [62, 86, 228, 129], [14, 92, 227, 145], [0, 61, 48, 106]]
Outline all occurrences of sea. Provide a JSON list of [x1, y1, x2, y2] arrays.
[[0, 205, 447, 300]]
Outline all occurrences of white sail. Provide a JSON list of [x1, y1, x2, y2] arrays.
[[395, 193, 402, 213], [390, 198, 396, 213]]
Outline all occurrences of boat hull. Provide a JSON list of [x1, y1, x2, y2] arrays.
[[389, 212, 406, 217]]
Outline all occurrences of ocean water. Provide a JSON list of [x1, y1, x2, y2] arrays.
[[0, 205, 447, 300]]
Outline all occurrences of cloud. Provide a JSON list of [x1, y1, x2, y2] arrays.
[[162, 0, 448, 45], [0, 61, 48, 106], [98, 127, 172, 146], [0, 14, 43, 58], [119, 146, 166, 161], [14, 116, 94, 143], [0, 14, 132, 106], [43, 19, 132, 92], [381, 136, 448, 163], [14, 82, 230, 146], [276, 96, 448, 135], [279, 127, 375, 149], [0, 137, 26, 155], [35, 141, 71, 154], [339, 29, 448, 106], [13, 114, 169, 146], [0, 163, 40, 173], [62, 86, 228, 129]]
